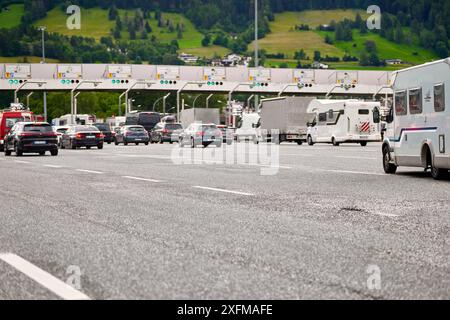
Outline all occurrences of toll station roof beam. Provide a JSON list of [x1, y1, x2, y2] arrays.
[[278, 84, 302, 97], [373, 85, 393, 101]]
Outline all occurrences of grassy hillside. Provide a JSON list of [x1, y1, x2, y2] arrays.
[[317, 30, 438, 65], [0, 56, 59, 63], [254, 10, 438, 70], [0, 4, 24, 29], [250, 10, 368, 58], [33, 7, 229, 59]]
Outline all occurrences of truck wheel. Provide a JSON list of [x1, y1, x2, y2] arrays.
[[360, 142, 368, 147], [307, 135, 314, 146], [51, 149, 58, 156], [297, 141, 303, 146], [332, 138, 339, 147], [383, 146, 397, 174], [4, 147, 11, 156]]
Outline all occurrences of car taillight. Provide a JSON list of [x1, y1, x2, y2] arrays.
[[19, 133, 34, 137], [96, 133, 104, 138], [162, 129, 169, 134], [195, 131, 203, 137], [75, 133, 83, 139]]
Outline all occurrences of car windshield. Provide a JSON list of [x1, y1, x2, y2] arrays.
[[5, 117, 23, 128], [23, 124, 53, 132], [166, 124, 182, 130], [127, 126, 145, 132], [57, 128, 68, 133], [75, 126, 99, 132], [94, 124, 110, 131]]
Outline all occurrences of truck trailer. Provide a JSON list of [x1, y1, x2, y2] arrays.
[[256, 97, 314, 145]]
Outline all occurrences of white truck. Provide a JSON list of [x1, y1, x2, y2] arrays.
[[256, 97, 314, 145], [235, 113, 260, 142], [306, 99, 382, 146], [180, 108, 220, 128], [382, 58, 450, 180]]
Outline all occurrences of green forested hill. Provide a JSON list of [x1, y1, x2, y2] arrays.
[[0, 0, 448, 70]]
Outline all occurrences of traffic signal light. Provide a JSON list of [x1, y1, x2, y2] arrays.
[[112, 79, 130, 84], [159, 80, 177, 85], [207, 81, 224, 86]]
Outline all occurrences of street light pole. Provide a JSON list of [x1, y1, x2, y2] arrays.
[[254, 0, 260, 114], [39, 26, 47, 122]]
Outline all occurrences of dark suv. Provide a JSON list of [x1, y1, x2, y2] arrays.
[[93, 123, 114, 144], [4, 122, 58, 156]]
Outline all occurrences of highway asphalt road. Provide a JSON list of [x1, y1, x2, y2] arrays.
[[0, 142, 449, 300]]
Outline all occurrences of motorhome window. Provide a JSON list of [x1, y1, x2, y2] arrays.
[[318, 113, 327, 122], [434, 84, 445, 112], [358, 109, 370, 115], [409, 88, 422, 114], [395, 91, 407, 116]]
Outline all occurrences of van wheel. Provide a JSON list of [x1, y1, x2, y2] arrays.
[[431, 165, 447, 180], [360, 142, 368, 147], [383, 146, 397, 174], [297, 141, 303, 146], [39, 151, 45, 156], [5, 147, 11, 156], [332, 138, 339, 147], [307, 135, 314, 146], [190, 138, 195, 149]]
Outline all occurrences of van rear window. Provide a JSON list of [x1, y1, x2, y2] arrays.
[[358, 109, 370, 115]]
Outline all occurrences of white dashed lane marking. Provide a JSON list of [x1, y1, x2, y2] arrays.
[[192, 186, 254, 196]]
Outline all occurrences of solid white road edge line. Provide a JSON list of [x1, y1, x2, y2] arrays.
[[43, 165, 64, 168], [0, 253, 91, 300], [14, 160, 31, 164], [122, 176, 161, 183], [75, 169, 104, 174], [323, 169, 386, 176], [192, 186, 254, 196]]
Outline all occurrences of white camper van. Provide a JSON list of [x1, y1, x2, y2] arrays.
[[52, 114, 96, 126], [382, 58, 450, 180], [306, 99, 382, 146], [235, 113, 260, 142]]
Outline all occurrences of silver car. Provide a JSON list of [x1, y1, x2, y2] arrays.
[[179, 123, 223, 148]]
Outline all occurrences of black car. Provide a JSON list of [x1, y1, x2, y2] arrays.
[[4, 122, 58, 156], [93, 123, 114, 144], [60, 125, 104, 150], [114, 125, 150, 145], [151, 122, 183, 144]]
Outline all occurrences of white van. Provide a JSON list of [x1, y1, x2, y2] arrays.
[[235, 113, 260, 142], [306, 99, 382, 146], [382, 58, 450, 179]]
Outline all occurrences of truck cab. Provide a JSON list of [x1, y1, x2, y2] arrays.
[[0, 104, 35, 151]]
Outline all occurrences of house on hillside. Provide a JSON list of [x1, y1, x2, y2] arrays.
[[312, 61, 329, 69], [178, 53, 199, 65], [385, 59, 403, 65]]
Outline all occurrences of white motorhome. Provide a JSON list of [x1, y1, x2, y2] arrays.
[[52, 114, 96, 126], [235, 113, 260, 142], [382, 58, 450, 179], [306, 99, 382, 146]]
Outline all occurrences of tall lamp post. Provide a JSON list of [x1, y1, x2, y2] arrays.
[[38, 26, 47, 122], [254, 0, 259, 112]]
